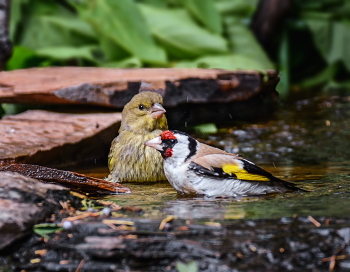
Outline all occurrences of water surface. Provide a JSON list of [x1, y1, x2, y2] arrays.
[[79, 97, 350, 222]]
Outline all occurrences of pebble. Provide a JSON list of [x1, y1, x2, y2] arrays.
[[62, 220, 73, 230], [102, 207, 111, 215]]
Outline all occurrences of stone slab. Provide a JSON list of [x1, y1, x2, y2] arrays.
[[0, 110, 121, 167], [0, 67, 279, 107]]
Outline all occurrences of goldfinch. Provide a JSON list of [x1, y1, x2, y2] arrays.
[[106, 91, 168, 182], [145, 130, 303, 197]]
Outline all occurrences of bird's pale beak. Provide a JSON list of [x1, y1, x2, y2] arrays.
[[149, 103, 166, 119], [144, 136, 163, 151]]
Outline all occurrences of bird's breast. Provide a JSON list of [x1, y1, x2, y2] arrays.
[[164, 160, 196, 194]]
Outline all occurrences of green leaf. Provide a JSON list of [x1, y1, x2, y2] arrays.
[[0, 105, 5, 119], [138, 4, 228, 59], [194, 123, 218, 134], [181, 0, 222, 34], [36, 46, 98, 62], [1, 104, 35, 116], [71, 0, 167, 64], [224, 17, 274, 69], [9, 0, 29, 41], [215, 0, 258, 16], [176, 261, 197, 272], [304, 17, 332, 60], [175, 54, 272, 70], [5, 46, 35, 70], [137, 0, 168, 8], [33, 223, 63, 238], [99, 57, 142, 68], [41, 16, 97, 40], [19, 15, 97, 50], [98, 36, 131, 61], [305, 18, 350, 71], [276, 30, 289, 100], [328, 22, 350, 71]]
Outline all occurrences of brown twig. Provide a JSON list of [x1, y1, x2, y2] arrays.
[[76, 259, 85, 272], [159, 215, 176, 230], [308, 216, 321, 227], [62, 212, 100, 223], [321, 238, 350, 271]]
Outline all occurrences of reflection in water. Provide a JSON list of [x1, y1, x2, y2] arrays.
[[81, 164, 350, 221], [78, 98, 350, 222]]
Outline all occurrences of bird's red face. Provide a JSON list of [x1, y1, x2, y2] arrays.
[[145, 130, 178, 158]]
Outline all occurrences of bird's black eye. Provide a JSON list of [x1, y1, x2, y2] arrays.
[[170, 139, 176, 145], [138, 104, 145, 110]]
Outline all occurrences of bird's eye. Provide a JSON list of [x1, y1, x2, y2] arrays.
[[170, 139, 176, 144], [138, 104, 145, 110]]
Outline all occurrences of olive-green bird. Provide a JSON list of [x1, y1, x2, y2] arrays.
[[106, 91, 168, 182]]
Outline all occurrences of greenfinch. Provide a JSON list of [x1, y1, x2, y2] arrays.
[[106, 91, 168, 182], [145, 130, 304, 197]]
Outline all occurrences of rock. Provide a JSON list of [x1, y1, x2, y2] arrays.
[[0, 172, 67, 250], [0, 67, 279, 127], [0, 67, 278, 107], [2, 216, 350, 271], [0, 110, 121, 167]]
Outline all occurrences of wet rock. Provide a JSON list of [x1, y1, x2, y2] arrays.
[[0, 172, 67, 250], [337, 228, 350, 243], [2, 216, 350, 271], [0, 110, 121, 167], [0, 67, 279, 127], [0, 67, 278, 107]]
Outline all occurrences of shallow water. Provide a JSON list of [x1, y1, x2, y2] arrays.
[[78, 96, 350, 222]]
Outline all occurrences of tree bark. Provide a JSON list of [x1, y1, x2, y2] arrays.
[[251, 0, 292, 60], [0, 0, 12, 70]]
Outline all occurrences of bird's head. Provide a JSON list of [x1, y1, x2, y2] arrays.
[[145, 130, 197, 161], [120, 91, 168, 134]]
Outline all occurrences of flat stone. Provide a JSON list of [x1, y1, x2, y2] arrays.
[[0, 171, 67, 250], [0, 110, 121, 166], [0, 67, 279, 107]]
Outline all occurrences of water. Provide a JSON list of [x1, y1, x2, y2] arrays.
[[78, 96, 350, 222]]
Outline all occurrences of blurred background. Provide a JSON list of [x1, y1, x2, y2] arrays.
[[2, 0, 350, 101]]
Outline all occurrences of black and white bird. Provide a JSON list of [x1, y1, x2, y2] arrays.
[[145, 130, 303, 197]]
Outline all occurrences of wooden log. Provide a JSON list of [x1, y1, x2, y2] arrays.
[[0, 67, 279, 107], [0, 110, 121, 167], [0, 164, 131, 195]]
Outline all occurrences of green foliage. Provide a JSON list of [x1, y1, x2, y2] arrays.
[[6, 0, 350, 95], [33, 223, 63, 238], [70, 0, 167, 64], [176, 54, 272, 70], [0, 105, 4, 119], [7, 0, 271, 71], [284, 0, 350, 93], [181, 0, 223, 34], [224, 17, 274, 69], [176, 261, 197, 272], [138, 4, 228, 59], [194, 123, 218, 134]]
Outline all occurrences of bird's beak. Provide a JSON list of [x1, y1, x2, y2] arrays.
[[149, 103, 166, 119], [144, 136, 163, 151]]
